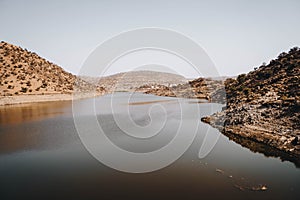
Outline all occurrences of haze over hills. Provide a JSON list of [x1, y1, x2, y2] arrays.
[[97, 70, 188, 92]]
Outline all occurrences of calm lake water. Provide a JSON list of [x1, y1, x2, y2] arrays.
[[0, 93, 299, 200]]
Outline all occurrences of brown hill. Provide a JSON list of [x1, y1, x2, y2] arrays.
[[0, 41, 100, 97], [98, 70, 188, 92], [202, 47, 300, 157]]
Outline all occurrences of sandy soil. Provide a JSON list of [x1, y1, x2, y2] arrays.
[[0, 93, 102, 106]]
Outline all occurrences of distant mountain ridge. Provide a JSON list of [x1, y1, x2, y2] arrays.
[[97, 70, 189, 92]]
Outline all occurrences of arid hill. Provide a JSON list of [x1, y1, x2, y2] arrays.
[[97, 71, 188, 92], [138, 77, 225, 102], [202, 47, 300, 157], [0, 41, 102, 97]]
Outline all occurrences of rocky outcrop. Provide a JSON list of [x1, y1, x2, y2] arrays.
[[202, 47, 300, 157], [138, 77, 226, 102]]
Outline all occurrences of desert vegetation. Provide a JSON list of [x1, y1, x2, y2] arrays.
[[0, 41, 105, 97], [202, 47, 300, 156]]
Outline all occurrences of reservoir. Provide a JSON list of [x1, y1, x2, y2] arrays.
[[0, 93, 299, 200]]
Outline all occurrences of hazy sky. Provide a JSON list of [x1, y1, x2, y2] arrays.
[[1, 0, 300, 77]]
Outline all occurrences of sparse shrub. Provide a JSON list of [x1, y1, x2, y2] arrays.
[[41, 83, 47, 88], [263, 69, 272, 78], [238, 85, 245, 92], [278, 52, 287, 59], [237, 74, 246, 83], [287, 63, 295, 71], [289, 47, 299, 53], [243, 87, 251, 95], [20, 87, 28, 93], [257, 69, 272, 79], [280, 95, 288, 101]]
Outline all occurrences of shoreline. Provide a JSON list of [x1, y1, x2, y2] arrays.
[[0, 93, 103, 106], [201, 116, 300, 157]]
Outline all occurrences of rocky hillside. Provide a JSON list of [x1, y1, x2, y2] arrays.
[[0, 41, 102, 96], [202, 47, 300, 157], [138, 77, 225, 102], [98, 71, 188, 92]]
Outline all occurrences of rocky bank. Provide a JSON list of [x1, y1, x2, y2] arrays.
[[202, 47, 300, 157]]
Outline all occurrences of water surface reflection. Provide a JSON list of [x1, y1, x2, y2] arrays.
[[0, 93, 299, 200]]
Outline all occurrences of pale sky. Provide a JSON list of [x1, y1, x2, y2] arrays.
[[1, 0, 300, 78]]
